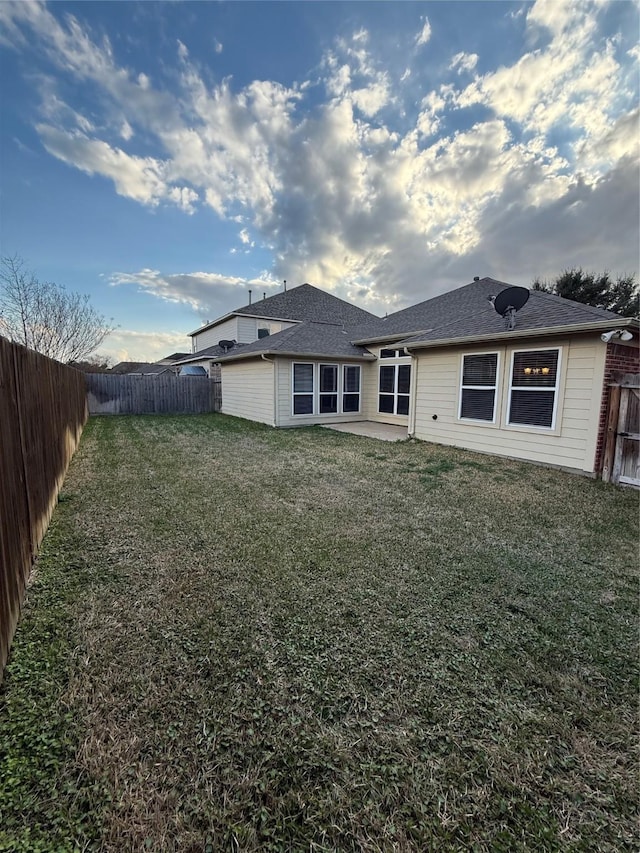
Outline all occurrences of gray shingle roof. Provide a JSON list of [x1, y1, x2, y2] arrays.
[[190, 283, 378, 336], [352, 277, 627, 345], [215, 321, 375, 363]]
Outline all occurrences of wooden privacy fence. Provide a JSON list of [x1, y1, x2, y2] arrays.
[[601, 372, 640, 488], [0, 337, 87, 678], [86, 373, 221, 415]]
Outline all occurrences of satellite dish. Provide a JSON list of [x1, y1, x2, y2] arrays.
[[218, 339, 235, 353], [491, 286, 529, 330]]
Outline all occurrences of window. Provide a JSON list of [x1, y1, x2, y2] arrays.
[[343, 365, 361, 412], [293, 363, 314, 414], [257, 328, 270, 339], [508, 349, 560, 429], [319, 364, 338, 414], [292, 363, 361, 416], [380, 347, 408, 358], [459, 353, 498, 422], [378, 363, 411, 416]]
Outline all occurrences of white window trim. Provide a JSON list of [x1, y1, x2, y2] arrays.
[[506, 347, 562, 430], [291, 362, 362, 417], [458, 351, 500, 424], [342, 364, 361, 414], [378, 362, 411, 416], [292, 362, 314, 417]]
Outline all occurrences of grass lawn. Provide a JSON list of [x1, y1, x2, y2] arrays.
[[0, 414, 638, 852]]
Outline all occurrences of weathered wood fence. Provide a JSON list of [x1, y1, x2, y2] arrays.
[[0, 337, 87, 677], [85, 373, 221, 415]]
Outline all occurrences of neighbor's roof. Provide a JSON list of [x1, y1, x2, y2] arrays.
[[173, 342, 246, 364], [214, 321, 376, 363], [189, 283, 378, 336], [111, 361, 150, 374], [351, 277, 631, 347], [128, 363, 173, 375], [160, 351, 191, 362]]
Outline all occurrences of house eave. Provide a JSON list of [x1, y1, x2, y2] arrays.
[[402, 320, 638, 351], [352, 329, 432, 346], [215, 349, 376, 364], [189, 313, 303, 337]]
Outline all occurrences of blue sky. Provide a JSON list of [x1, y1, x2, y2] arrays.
[[1, 0, 638, 363]]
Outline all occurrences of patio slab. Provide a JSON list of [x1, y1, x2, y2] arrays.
[[320, 421, 408, 441]]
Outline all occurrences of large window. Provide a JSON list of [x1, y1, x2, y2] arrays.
[[293, 363, 314, 415], [459, 353, 499, 422], [379, 363, 411, 416], [507, 349, 560, 429], [319, 364, 338, 414], [292, 363, 361, 416], [343, 365, 361, 412]]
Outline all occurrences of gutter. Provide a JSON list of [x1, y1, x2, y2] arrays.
[[401, 319, 638, 351], [353, 329, 433, 346], [215, 349, 377, 364]]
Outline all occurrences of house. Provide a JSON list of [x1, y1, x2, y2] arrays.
[[208, 277, 638, 476]]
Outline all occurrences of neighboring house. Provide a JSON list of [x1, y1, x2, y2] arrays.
[[210, 277, 639, 477], [111, 361, 151, 374]]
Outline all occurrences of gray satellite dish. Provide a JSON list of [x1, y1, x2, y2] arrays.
[[491, 286, 529, 330], [218, 339, 235, 353]]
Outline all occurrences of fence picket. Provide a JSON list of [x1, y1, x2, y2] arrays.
[[85, 374, 221, 415]]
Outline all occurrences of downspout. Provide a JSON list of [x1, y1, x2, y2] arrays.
[[408, 351, 418, 438], [261, 354, 277, 427]]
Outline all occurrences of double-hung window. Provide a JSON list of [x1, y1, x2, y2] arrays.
[[343, 365, 361, 412], [292, 363, 314, 415], [378, 346, 411, 416], [507, 348, 560, 429], [319, 364, 338, 413], [459, 353, 499, 422]]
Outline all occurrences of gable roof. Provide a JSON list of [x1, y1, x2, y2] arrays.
[[351, 277, 631, 347], [214, 321, 376, 363], [189, 283, 378, 336]]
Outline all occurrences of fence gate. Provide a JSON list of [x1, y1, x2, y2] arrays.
[[602, 373, 640, 487]]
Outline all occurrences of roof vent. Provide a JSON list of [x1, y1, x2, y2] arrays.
[[473, 276, 480, 281]]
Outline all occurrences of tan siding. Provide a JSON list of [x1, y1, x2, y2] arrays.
[[412, 336, 605, 474], [221, 359, 274, 425], [237, 316, 257, 343], [192, 317, 238, 351], [275, 359, 368, 427]]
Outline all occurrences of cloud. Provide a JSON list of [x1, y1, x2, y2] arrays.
[[109, 268, 281, 317], [449, 52, 478, 74], [96, 329, 191, 364], [2, 0, 638, 320], [415, 17, 432, 47]]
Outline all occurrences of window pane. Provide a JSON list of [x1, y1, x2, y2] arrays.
[[397, 395, 410, 416], [380, 348, 396, 358], [293, 363, 313, 393], [257, 328, 270, 339], [293, 395, 313, 415], [461, 389, 495, 421], [320, 364, 338, 392], [379, 366, 395, 393], [509, 390, 555, 427], [463, 354, 497, 386], [512, 350, 558, 387], [319, 394, 338, 413], [379, 394, 394, 413], [343, 365, 360, 393], [397, 364, 411, 394], [343, 393, 360, 412]]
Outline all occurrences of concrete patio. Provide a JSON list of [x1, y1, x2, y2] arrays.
[[320, 422, 408, 441]]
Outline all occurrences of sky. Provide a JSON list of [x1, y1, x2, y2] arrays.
[[0, 0, 638, 363]]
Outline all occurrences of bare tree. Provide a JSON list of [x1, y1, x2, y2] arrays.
[[0, 255, 115, 363]]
